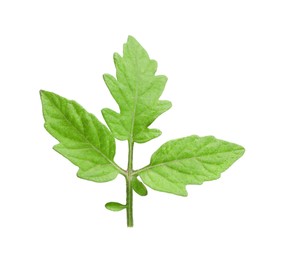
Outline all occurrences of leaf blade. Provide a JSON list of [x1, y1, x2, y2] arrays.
[[105, 202, 126, 211], [132, 177, 148, 196], [138, 136, 245, 196], [40, 90, 123, 182], [102, 36, 172, 143]]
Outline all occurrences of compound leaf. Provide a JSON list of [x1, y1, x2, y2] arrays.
[[138, 135, 245, 196], [40, 90, 123, 182], [102, 36, 172, 143]]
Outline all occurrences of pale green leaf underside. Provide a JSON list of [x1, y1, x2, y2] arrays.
[[102, 36, 172, 143], [139, 135, 245, 196], [40, 90, 123, 182]]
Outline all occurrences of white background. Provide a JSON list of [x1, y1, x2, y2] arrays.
[[1, 0, 285, 259]]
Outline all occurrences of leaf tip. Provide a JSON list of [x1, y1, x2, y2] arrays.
[[238, 145, 246, 158], [102, 73, 109, 82], [165, 100, 172, 110], [231, 142, 245, 158], [39, 89, 46, 99], [39, 90, 55, 104], [179, 188, 188, 197], [127, 35, 136, 42], [126, 35, 142, 50], [113, 52, 121, 60]]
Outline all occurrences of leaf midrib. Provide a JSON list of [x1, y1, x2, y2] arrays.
[[129, 53, 140, 142], [135, 148, 244, 175]]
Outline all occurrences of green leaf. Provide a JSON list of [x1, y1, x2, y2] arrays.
[[40, 90, 124, 182], [132, 177, 148, 196], [102, 36, 172, 143], [105, 202, 126, 211], [138, 136, 245, 196]]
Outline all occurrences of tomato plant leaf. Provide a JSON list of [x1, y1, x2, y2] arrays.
[[105, 202, 126, 211], [132, 177, 148, 196], [102, 36, 172, 143], [40, 90, 124, 182], [138, 136, 245, 196]]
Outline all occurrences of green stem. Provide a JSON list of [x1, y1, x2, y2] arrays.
[[126, 140, 134, 227], [126, 176, 133, 227]]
